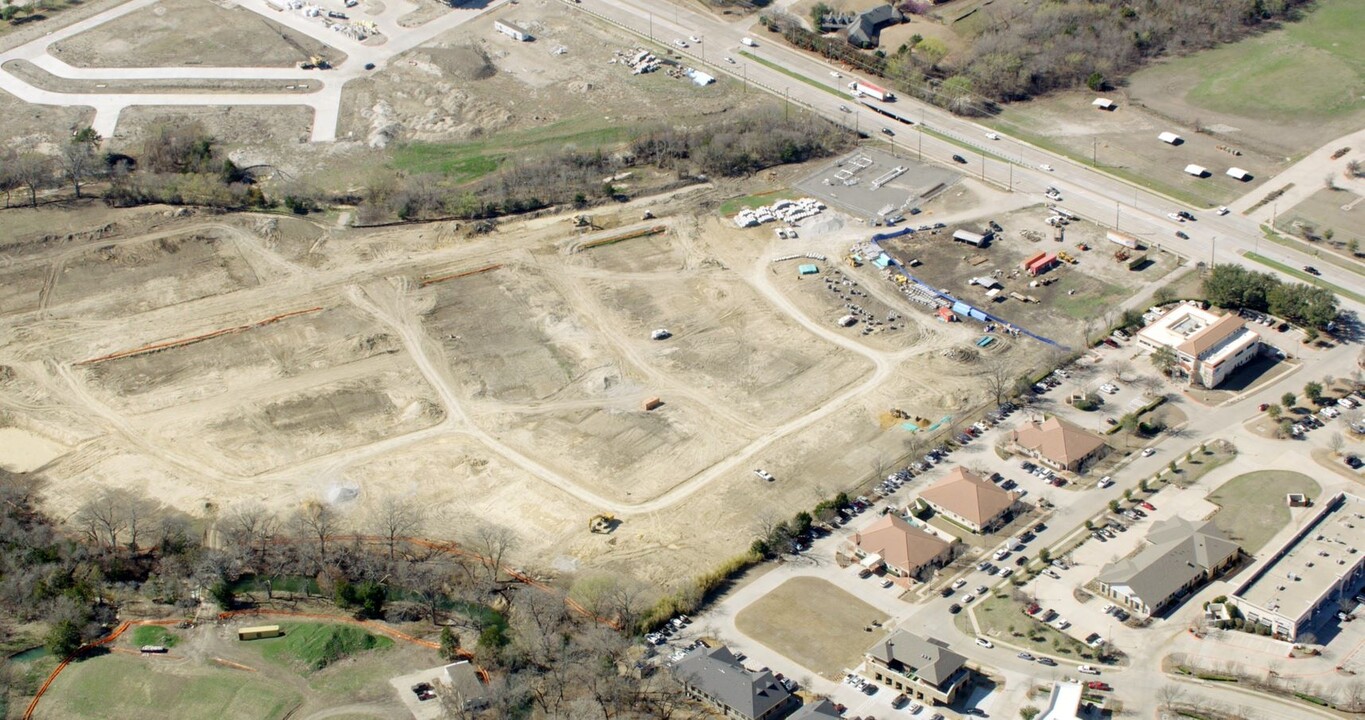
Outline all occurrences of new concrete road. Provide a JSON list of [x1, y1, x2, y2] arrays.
[[0, 0, 507, 140], [572, 0, 1363, 313]]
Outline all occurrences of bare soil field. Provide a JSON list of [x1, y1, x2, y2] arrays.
[[113, 104, 319, 147], [0, 166, 1071, 590], [0, 86, 95, 149], [49, 0, 344, 68]]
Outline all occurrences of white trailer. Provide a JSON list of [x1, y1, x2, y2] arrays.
[[1226, 167, 1251, 181], [1184, 164, 1208, 177], [848, 80, 893, 102], [1092, 98, 1115, 110], [1158, 132, 1182, 145]]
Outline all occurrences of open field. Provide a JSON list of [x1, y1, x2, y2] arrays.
[[734, 576, 887, 679], [1125, 0, 1365, 156], [33, 620, 430, 720], [1274, 188, 1365, 262], [1207, 470, 1322, 553], [49, 0, 344, 69]]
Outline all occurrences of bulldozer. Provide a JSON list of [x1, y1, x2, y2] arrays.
[[589, 514, 617, 534], [845, 254, 862, 268], [298, 55, 331, 70]]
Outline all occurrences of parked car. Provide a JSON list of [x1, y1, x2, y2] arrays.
[[952, 154, 968, 164], [1097, 476, 1114, 488], [1039, 164, 1053, 172], [1078, 665, 1101, 675], [949, 603, 962, 614], [1037, 657, 1057, 666], [754, 468, 775, 482], [1141, 448, 1155, 457]]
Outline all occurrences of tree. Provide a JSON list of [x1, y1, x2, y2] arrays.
[[439, 625, 461, 661], [1350, 238, 1360, 257], [1304, 381, 1324, 405], [1153, 286, 1176, 305], [1266, 403, 1282, 419], [1150, 345, 1177, 377], [45, 620, 84, 659], [9, 150, 54, 207], [978, 357, 1013, 405], [1086, 71, 1105, 91], [808, 1, 832, 27], [291, 502, 344, 569], [60, 127, 101, 199], [1108, 499, 1120, 513], [469, 522, 518, 586], [1157, 683, 1185, 709], [368, 494, 425, 563], [1020, 707, 1041, 720], [1282, 392, 1296, 409], [1328, 432, 1345, 455]]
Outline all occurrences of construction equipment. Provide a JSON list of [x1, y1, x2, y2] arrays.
[[1058, 251, 1078, 264], [1113, 249, 1131, 262], [889, 408, 909, 419], [845, 254, 862, 268], [571, 214, 594, 228], [589, 514, 617, 534]]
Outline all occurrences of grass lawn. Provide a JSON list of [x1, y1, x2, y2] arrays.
[[36, 653, 301, 720], [734, 576, 887, 679], [1207, 470, 1321, 552], [130, 625, 178, 648], [1242, 252, 1365, 304], [956, 593, 1098, 661], [718, 188, 799, 216], [1159, 440, 1237, 487], [1176, 0, 1365, 123], [1050, 275, 1127, 321], [257, 623, 394, 671], [390, 120, 633, 183]]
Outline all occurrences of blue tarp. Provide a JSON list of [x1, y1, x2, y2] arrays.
[[873, 253, 893, 268], [798, 264, 819, 275], [968, 308, 989, 322]]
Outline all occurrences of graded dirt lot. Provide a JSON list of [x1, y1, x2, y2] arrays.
[[735, 576, 888, 679], [0, 170, 1060, 589], [49, 0, 343, 69]]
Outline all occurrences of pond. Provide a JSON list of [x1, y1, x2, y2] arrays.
[[9, 646, 49, 663]]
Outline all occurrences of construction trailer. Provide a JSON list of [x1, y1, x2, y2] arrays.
[[238, 625, 283, 641], [1158, 132, 1182, 145], [494, 19, 532, 41], [1184, 164, 1208, 177], [1226, 167, 1252, 181], [1107, 230, 1139, 249]]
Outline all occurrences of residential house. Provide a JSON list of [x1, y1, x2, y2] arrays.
[[865, 631, 971, 706], [918, 467, 1020, 534], [1008, 416, 1109, 474], [846, 4, 903, 48], [443, 661, 489, 712], [846, 514, 956, 583], [673, 645, 797, 720], [1096, 517, 1241, 616]]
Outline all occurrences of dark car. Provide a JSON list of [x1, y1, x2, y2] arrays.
[[1037, 657, 1057, 666], [1175, 230, 1189, 239], [881, 127, 895, 136], [941, 587, 955, 597], [1347, 455, 1363, 469], [949, 603, 962, 614], [1304, 265, 1321, 276], [364, 62, 375, 70], [952, 154, 967, 164]]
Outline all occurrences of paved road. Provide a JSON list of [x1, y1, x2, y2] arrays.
[[0, 0, 506, 140], [576, 0, 1364, 313]]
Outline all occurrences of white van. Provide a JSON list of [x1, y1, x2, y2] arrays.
[[741, 37, 757, 47]]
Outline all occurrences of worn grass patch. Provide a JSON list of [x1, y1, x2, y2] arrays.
[[1207, 470, 1321, 552], [717, 189, 799, 215], [130, 625, 177, 648], [735, 576, 887, 679], [390, 120, 632, 182], [257, 623, 393, 671]]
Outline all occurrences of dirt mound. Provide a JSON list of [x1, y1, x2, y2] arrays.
[[425, 45, 496, 82]]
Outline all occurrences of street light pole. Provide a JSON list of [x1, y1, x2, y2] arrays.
[[648, 13, 652, 40]]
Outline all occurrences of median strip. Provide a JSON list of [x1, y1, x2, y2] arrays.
[[1243, 252, 1365, 304], [737, 51, 843, 98]]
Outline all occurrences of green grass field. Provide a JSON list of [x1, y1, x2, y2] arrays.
[[390, 120, 633, 182], [1207, 470, 1321, 552], [130, 626, 178, 648], [258, 623, 393, 671], [717, 189, 799, 215], [36, 654, 301, 720], [1174, 0, 1365, 122], [1243, 252, 1365, 304]]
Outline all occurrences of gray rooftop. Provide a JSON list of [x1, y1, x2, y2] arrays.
[[673, 645, 791, 719], [1233, 492, 1365, 624], [1097, 517, 1239, 607], [847, 5, 902, 48], [866, 631, 967, 687], [790, 699, 843, 720]]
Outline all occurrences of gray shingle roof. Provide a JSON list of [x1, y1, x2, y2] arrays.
[[673, 645, 792, 719], [847, 4, 902, 48], [866, 631, 966, 687], [1097, 517, 1239, 608], [790, 699, 843, 720]]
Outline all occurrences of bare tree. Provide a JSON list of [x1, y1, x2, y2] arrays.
[[221, 501, 279, 567], [9, 151, 54, 207], [468, 522, 518, 586], [368, 494, 426, 562], [1156, 683, 1184, 709], [1328, 432, 1345, 455], [977, 356, 1013, 405], [291, 502, 344, 568], [59, 127, 102, 200], [75, 489, 129, 549]]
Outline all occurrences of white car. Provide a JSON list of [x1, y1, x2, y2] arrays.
[[1054, 618, 1070, 630], [994, 548, 1010, 561], [1078, 665, 1101, 675], [953, 578, 968, 589], [673, 39, 688, 48], [1167, 212, 1185, 222], [830, 71, 842, 78], [976, 637, 993, 648], [1098, 476, 1114, 489], [1039, 164, 1054, 172], [986, 132, 1000, 140], [882, 579, 894, 588], [1216, 206, 1230, 215], [724, 56, 735, 64], [1141, 448, 1155, 457], [999, 567, 1014, 578], [689, 35, 701, 43], [754, 468, 775, 481]]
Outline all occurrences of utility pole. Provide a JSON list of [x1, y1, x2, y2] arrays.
[[1115, 201, 1120, 230], [648, 13, 652, 40], [784, 87, 790, 121], [980, 154, 985, 182], [1092, 138, 1098, 167]]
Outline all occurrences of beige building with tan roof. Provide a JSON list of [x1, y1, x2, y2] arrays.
[[1008, 416, 1109, 474], [918, 467, 1020, 534], [846, 514, 957, 583], [1135, 302, 1261, 388]]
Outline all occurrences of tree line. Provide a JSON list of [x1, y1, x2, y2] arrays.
[[0, 470, 699, 719], [1201, 263, 1339, 331]]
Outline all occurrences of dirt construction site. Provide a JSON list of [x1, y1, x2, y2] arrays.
[[0, 169, 1063, 588]]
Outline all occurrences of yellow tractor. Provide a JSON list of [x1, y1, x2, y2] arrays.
[[589, 514, 617, 534]]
